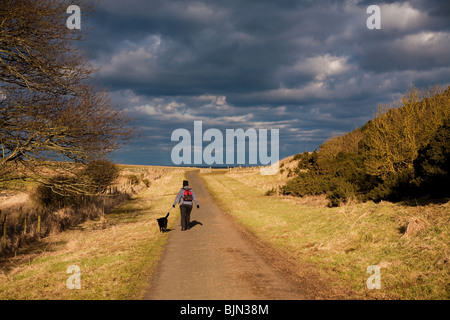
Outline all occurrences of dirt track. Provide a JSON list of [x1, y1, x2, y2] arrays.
[[144, 170, 306, 300]]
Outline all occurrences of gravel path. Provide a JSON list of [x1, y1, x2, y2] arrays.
[[144, 170, 305, 300]]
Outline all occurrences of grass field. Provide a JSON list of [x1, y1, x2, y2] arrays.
[[200, 169, 450, 299], [1, 164, 448, 300], [0, 168, 185, 299]]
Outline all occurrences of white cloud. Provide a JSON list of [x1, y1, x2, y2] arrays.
[[395, 31, 450, 57], [381, 2, 431, 31], [95, 35, 161, 79], [282, 54, 354, 82], [215, 96, 227, 105]]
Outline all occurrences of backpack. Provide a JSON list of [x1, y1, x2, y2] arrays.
[[183, 188, 193, 201]]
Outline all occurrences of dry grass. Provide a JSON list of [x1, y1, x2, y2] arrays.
[[0, 165, 171, 255], [0, 168, 186, 300], [0, 193, 30, 211], [222, 155, 305, 194], [200, 170, 450, 300]]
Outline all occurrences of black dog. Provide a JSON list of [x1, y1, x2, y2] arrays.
[[157, 212, 169, 232]]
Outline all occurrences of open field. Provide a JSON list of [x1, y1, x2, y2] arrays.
[[0, 167, 185, 299], [200, 169, 450, 299]]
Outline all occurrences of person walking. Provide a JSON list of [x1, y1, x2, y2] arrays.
[[173, 180, 199, 231]]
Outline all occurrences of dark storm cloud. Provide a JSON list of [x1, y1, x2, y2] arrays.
[[82, 0, 450, 165], [89, 0, 355, 96]]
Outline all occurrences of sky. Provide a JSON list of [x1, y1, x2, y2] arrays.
[[82, 0, 450, 166]]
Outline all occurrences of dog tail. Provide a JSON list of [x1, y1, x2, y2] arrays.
[[165, 212, 170, 218]]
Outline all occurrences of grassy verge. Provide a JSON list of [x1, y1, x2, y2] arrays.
[[200, 170, 450, 299], [0, 168, 185, 300]]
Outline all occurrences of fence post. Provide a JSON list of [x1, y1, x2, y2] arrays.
[[23, 213, 27, 235], [37, 214, 41, 235], [2, 213, 6, 248]]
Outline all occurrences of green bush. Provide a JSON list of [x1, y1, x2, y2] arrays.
[[364, 169, 416, 202], [281, 172, 333, 197], [413, 118, 450, 197], [326, 180, 356, 207], [296, 150, 319, 170]]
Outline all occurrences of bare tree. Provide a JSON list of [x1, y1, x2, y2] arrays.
[[0, 0, 89, 93], [0, 0, 132, 188]]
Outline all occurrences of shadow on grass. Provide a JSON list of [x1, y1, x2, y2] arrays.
[[106, 204, 152, 224], [399, 197, 450, 207], [0, 239, 68, 273]]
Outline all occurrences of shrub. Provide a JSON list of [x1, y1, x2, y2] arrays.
[[31, 175, 85, 209], [265, 188, 277, 196], [296, 151, 319, 170], [142, 178, 151, 187], [32, 160, 120, 209], [364, 169, 416, 202], [413, 118, 450, 197], [281, 172, 333, 197], [81, 160, 120, 193], [326, 180, 356, 207], [317, 129, 364, 173], [128, 174, 140, 185]]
